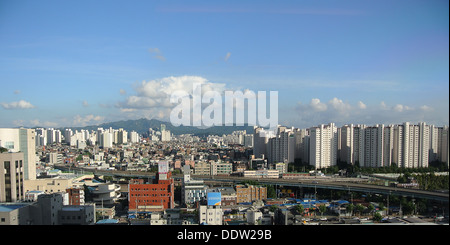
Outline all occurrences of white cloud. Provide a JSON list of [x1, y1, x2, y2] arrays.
[[224, 52, 231, 61], [119, 89, 126, 95], [292, 99, 445, 128], [393, 104, 404, 112], [392, 104, 414, 112], [1, 100, 35, 109], [28, 119, 58, 128], [82, 100, 89, 107], [116, 75, 233, 124], [328, 97, 351, 111], [98, 103, 112, 108], [72, 114, 105, 127], [123, 96, 159, 108], [309, 98, 327, 111], [149, 48, 166, 61], [118, 75, 227, 111], [420, 105, 433, 111], [357, 101, 367, 109]]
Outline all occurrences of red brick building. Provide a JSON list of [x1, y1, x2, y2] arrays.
[[128, 172, 174, 212], [66, 187, 84, 205]]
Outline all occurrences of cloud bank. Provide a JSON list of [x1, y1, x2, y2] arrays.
[[1, 100, 35, 110], [291, 97, 442, 128]]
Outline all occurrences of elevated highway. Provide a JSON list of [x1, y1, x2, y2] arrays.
[[195, 175, 449, 202], [54, 164, 449, 202]]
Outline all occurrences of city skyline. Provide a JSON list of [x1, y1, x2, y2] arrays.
[[1, 0, 448, 129]]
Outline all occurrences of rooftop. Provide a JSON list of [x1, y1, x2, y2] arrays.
[[0, 203, 30, 212]]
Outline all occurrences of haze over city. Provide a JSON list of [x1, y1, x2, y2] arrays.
[[0, 0, 448, 130]]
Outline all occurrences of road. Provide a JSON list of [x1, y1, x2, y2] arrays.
[[54, 164, 449, 202]]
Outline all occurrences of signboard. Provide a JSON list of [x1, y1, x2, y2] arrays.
[[158, 161, 168, 174], [207, 192, 222, 206]]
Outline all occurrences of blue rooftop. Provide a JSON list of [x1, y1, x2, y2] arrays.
[[0, 203, 30, 212], [97, 219, 119, 224]]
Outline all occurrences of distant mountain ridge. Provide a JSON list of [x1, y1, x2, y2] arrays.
[[59, 118, 254, 136]]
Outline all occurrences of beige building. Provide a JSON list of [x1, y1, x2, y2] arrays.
[[23, 174, 95, 195], [235, 185, 267, 204], [0, 152, 25, 202], [23, 177, 73, 194], [194, 161, 210, 175]]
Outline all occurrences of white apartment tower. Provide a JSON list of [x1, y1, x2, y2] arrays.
[[437, 126, 449, 165], [117, 128, 128, 144], [267, 126, 295, 164], [402, 122, 430, 168], [383, 125, 394, 167], [429, 125, 439, 162], [253, 126, 273, 159], [361, 124, 385, 168], [0, 128, 36, 180], [340, 124, 354, 165], [294, 128, 309, 164], [309, 123, 337, 169]]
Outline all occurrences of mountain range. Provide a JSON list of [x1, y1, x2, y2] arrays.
[[59, 118, 254, 136]]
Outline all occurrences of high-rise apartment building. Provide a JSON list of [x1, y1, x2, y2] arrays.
[[361, 124, 385, 168], [293, 128, 309, 164], [309, 123, 338, 169], [0, 128, 36, 180], [117, 128, 128, 144], [383, 125, 394, 167], [129, 131, 139, 143], [253, 126, 273, 159], [340, 124, 354, 165], [401, 122, 430, 168], [437, 126, 449, 165], [267, 126, 295, 164], [160, 124, 171, 141]]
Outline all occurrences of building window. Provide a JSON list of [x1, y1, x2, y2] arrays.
[[4, 142, 14, 150]]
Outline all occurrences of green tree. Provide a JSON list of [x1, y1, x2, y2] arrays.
[[378, 203, 386, 214], [266, 185, 276, 198], [295, 204, 304, 216], [402, 201, 415, 215], [367, 204, 375, 216], [76, 154, 83, 161], [318, 205, 327, 217], [373, 212, 383, 222], [346, 204, 354, 217], [269, 205, 279, 212], [355, 204, 365, 217]]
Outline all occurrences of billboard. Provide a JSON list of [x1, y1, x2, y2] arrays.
[[207, 192, 221, 206], [158, 161, 168, 174]]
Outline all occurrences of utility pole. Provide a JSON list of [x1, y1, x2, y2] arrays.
[[387, 192, 390, 217]]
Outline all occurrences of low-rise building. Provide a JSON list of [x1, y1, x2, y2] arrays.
[[199, 205, 222, 225], [235, 184, 267, 204], [128, 170, 174, 212], [243, 169, 279, 179], [0, 192, 96, 225], [58, 205, 95, 225]]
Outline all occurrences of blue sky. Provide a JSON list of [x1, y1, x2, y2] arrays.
[[0, 0, 448, 129]]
